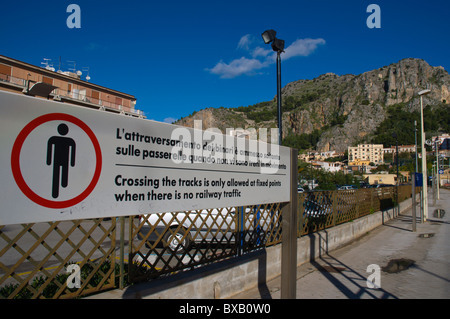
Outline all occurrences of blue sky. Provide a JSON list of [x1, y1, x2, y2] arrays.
[[1, 0, 449, 123]]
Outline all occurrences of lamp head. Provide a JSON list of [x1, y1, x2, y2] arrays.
[[418, 89, 431, 96], [271, 38, 285, 52], [262, 29, 277, 44]]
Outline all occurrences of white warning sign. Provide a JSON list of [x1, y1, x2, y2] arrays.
[[0, 91, 291, 225]]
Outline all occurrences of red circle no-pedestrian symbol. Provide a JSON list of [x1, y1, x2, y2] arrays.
[[11, 113, 102, 209]]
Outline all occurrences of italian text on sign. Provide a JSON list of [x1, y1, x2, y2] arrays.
[[0, 91, 291, 225]]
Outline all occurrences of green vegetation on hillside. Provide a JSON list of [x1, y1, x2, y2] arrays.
[[371, 103, 450, 147], [233, 101, 276, 123], [282, 129, 322, 150]]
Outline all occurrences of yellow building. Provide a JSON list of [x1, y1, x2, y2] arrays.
[[348, 144, 384, 164], [348, 159, 371, 166], [363, 174, 397, 185]]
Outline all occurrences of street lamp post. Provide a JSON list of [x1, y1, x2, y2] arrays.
[[435, 138, 440, 200], [412, 120, 418, 230], [262, 29, 285, 146], [392, 132, 399, 217], [419, 89, 431, 221], [414, 121, 419, 173], [276, 51, 282, 145], [262, 30, 295, 299]]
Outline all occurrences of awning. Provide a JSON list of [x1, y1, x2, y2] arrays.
[[25, 82, 58, 97]]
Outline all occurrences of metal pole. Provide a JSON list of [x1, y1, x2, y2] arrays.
[[396, 138, 399, 217], [412, 173, 416, 232], [276, 51, 282, 146], [414, 121, 422, 223], [414, 121, 422, 222], [432, 163, 436, 205], [436, 139, 440, 200], [415, 121, 418, 174], [420, 187, 423, 223], [119, 216, 125, 289], [420, 95, 428, 221], [281, 148, 298, 299]]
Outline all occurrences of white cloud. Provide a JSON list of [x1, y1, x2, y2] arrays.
[[163, 117, 177, 124], [237, 34, 253, 50], [207, 57, 267, 79], [251, 46, 272, 58], [207, 35, 325, 79], [283, 38, 326, 60]]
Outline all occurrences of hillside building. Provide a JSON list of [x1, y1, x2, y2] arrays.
[[383, 145, 416, 154], [348, 144, 384, 165], [310, 160, 344, 173], [363, 173, 397, 186]]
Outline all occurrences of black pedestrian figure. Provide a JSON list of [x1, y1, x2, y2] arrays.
[[46, 123, 76, 198]]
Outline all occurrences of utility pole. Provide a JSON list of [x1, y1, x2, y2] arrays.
[[419, 89, 430, 221], [436, 138, 440, 200]]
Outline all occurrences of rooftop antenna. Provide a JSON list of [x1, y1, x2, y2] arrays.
[[67, 60, 83, 78], [82, 67, 91, 81], [67, 60, 77, 73], [41, 58, 51, 68], [41, 58, 55, 71]]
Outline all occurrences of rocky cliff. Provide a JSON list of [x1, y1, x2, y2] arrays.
[[175, 58, 450, 152]]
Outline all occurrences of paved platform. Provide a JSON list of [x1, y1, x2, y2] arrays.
[[232, 189, 450, 299]]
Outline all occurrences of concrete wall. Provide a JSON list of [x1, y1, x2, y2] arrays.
[[89, 197, 415, 299]]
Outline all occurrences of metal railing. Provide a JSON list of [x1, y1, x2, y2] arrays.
[[0, 73, 26, 87], [298, 186, 411, 235], [0, 218, 117, 299], [0, 185, 417, 298], [129, 203, 283, 283], [51, 88, 143, 117], [0, 73, 144, 117]]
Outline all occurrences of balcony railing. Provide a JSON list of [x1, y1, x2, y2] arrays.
[[0, 73, 26, 87], [0, 73, 144, 117]]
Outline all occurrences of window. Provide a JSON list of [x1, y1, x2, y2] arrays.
[[0, 63, 12, 76], [92, 90, 100, 103], [42, 76, 53, 85], [79, 89, 86, 101]]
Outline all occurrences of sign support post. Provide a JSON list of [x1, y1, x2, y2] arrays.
[[281, 148, 298, 299]]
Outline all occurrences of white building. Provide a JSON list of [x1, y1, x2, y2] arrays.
[[383, 145, 416, 154], [311, 161, 344, 173]]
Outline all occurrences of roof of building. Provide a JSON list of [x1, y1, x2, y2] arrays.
[[0, 55, 136, 100]]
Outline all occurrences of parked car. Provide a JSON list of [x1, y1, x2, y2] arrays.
[[297, 186, 305, 193], [337, 185, 357, 190], [303, 198, 331, 218], [302, 192, 333, 218], [138, 206, 279, 253], [367, 184, 392, 188]]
